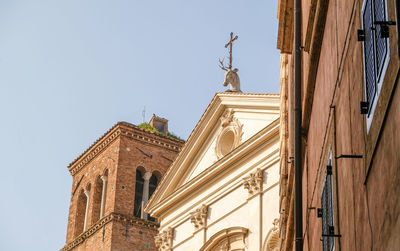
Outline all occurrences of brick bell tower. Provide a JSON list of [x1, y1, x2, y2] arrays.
[[61, 117, 184, 251]]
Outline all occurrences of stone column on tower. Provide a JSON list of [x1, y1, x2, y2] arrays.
[[100, 175, 108, 218], [83, 189, 90, 231], [141, 171, 153, 220]]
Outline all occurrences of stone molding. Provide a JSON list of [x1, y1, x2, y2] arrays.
[[155, 227, 174, 251], [190, 204, 208, 229], [277, 0, 294, 53], [69, 129, 120, 176], [68, 122, 183, 176], [60, 212, 158, 251], [243, 168, 263, 195]]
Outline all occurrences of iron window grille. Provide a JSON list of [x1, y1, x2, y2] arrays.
[[361, 0, 390, 125], [321, 157, 335, 251]]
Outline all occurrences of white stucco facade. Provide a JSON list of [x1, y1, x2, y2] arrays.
[[146, 92, 281, 251]]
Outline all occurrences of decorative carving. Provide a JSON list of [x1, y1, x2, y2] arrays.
[[215, 110, 243, 158], [200, 227, 248, 251], [243, 169, 263, 195], [219, 242, 230, 251], [190, 204, 208, 229], [221, 110, 235, 127], [272, 218, 279, 230], [263, 218, 280, 251], [155, 227, 173, 251]]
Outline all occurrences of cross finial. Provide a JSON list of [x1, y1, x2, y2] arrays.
[[219, 32, 238, 70]]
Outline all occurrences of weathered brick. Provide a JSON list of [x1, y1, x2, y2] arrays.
[[61, 122, 184, 251]]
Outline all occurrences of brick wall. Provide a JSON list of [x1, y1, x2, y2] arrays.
[[62, 122, 184, 251], [278, 0, 400, 249]]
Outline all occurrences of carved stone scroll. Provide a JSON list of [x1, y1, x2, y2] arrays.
[[243, 169, 263, 195], [155, 227, 173, 251], [190, 204, 208, 230]]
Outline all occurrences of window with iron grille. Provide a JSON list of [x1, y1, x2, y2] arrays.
[[361, 0, 390, 129], [321, 155, 334, 251]]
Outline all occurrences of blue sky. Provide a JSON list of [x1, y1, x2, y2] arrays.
[[0, 1, 280, 250]]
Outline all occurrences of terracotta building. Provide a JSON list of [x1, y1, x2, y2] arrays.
[[60, 117, 184, 251], [277, 0, 400, 250]]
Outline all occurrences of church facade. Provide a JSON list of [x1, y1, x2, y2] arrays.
[[146, 92, 281, 251], [61, 117, 184, 251]]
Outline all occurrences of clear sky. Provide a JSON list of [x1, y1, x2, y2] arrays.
[[0, 1, 280, 250]]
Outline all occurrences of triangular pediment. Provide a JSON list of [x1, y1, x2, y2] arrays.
[[145, 92, 280, 217]]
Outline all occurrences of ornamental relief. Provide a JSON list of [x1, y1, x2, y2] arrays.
[[190, 204, 208, 230], [155, 227, 173, 251], [263, 219, 280, 251], [209, 232, 247, 251], [215, 109, 243, 159], [243, 169, 263, 195]]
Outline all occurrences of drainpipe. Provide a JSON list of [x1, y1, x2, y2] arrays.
[[294, 0, 303, 250]]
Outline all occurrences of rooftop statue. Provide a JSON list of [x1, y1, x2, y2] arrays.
[[219, 32, 241, 92]]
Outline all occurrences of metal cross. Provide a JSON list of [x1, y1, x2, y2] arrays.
[[224, 32, 238, 69]]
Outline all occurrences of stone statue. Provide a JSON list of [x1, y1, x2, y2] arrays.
[[219, 32, 242, 92], [219, 63, 241, 92]]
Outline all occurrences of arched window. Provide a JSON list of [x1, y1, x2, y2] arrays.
[[91, 176, 102, 225], [74, 190, 87, 237], [149, 171, 161, 198], [200, 227, 248, 251], [133, 167, 145, 218], [148, 171, 161, 222]]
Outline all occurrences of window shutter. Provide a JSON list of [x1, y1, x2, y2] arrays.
[[374, 0, 389, 81], [321, 166, 334, 251], [363, 0, 377, 114]]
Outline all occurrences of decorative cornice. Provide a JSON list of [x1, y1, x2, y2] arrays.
[[190, 204, 208, 229], [60, 212, 158, 251], [277, 0, 294, 53], [155, 227, 174, 251], [119, 125, 183, 152], [68, 122, 184, 176], [243, 168, 263, 195], [68, 128, 120, 176]]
